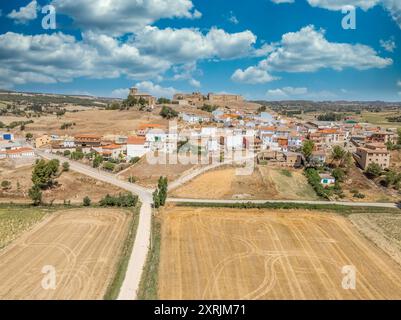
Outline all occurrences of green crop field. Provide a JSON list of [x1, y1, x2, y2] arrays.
[[0, 206, 51, 249]]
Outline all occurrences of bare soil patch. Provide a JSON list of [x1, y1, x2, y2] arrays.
[[0, 160, 124, 204]]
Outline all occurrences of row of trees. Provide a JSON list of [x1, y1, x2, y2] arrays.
[[317, 112, 343, 121], [153, 177, 168, 209]]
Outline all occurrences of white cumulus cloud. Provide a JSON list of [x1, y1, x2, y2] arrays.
[[232, 66, 277, 84], [51, 0, 201, 35], [135, 81, 178, 98], [7, 0, 38, 24], [380, 38, 396, 52], [232, 25, 392, 84]]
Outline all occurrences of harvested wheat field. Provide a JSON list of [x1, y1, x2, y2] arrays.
[[3, 109, 167, 137], [0, 208, 130, 299], [120, 155, 200, 188], [350, 213, 401, 267], [171, 166, 318, 200], [170, 167, 274, 200], [159, 207, 401, 300]]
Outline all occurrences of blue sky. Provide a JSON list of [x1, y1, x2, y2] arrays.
[[0, 0, 400, 101]]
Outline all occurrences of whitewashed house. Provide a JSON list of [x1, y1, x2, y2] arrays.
[[126, 136, 148, 159]]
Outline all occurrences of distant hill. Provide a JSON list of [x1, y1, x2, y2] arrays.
[[0, 90, 121, 107]]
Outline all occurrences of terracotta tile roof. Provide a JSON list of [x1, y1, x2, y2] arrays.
[[318, 129, 338, 134], [138, 124, 164, 130], [127, 136, 146, 145], [260, 126, 275, 131], [6, 147, 34, 155], [102, 144, 122, 150], [74, 134, 102, 139]]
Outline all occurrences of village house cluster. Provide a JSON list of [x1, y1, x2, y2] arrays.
[[1, 89, 397, 183]]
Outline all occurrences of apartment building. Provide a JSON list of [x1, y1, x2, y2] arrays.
[[35, 134, 51, 148], [355, 143, 390, 170]]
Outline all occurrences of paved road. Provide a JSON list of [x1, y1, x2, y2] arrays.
[[35, 150, 153, 300], [167, 198, 400, 208]]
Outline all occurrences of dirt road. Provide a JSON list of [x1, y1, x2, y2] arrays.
[[167, 198, 400, 208], [36, 150, 152, 300]]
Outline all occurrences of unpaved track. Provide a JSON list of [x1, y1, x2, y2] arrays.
[[167, 198, 400, 208], [159, 208, 401, 300], [0, 208, 129, 299]]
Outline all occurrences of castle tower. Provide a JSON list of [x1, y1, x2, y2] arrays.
[[129, 87, 138, 96]]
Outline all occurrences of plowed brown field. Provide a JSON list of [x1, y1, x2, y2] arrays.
[[159, 207, 401, 300], [0, 208, 130, 299]]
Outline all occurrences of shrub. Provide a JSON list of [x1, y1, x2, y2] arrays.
[[365, 163, 382, 179], [280, 169, 292, 177], [28, 185, 42, 205], [128, 176, 137, 183], [62, 162, 70, 172], [353, 192, 366, 199], [103, 162, 115, 172], [129, 157, 140, 164], [63, 150, 71, 156], [99, 193, 138, 207], [1, 180, 11, 190], [83, 196, 91, 206]]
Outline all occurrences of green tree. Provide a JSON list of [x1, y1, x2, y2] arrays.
[[302, 140, 315, 163], [160, 106, 178, 119], [32, 159, 60, 189], [332, 168, 346, 182], [157, 97, 171, 104], [62, 162, 70, 172], [93, 154, 103, 168], [152, 190, 160, 209], [330, 145, 347, 166], [1, 180, 11, 190], [83, 196, 91, 206], [28, 185, 42, 205], [70, 150, 84, 160], [365, 163, 382, 179], [384, 170, 397, 187], [25, 133, 33, 140]]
